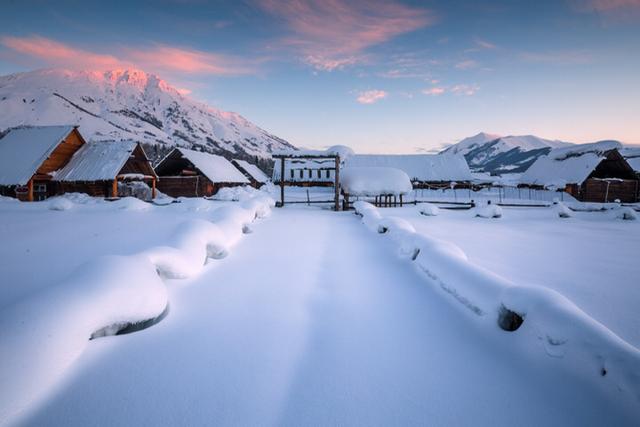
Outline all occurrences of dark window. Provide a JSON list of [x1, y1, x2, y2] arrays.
[[326, 170, 330, 179], [299, 169, 303, 179], [290, 169, 294, 179], [317, 170, 321, 179]]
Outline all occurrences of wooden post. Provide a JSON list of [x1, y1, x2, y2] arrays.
[[151, 177, 157, 199], [280, 158, 285, 208], [27, 179, 34, 202], [334, 155, 340, 211], [112, 178, 118, 198], [400, 194, 403, 207]]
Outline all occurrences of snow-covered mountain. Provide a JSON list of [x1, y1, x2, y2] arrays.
[[0, 68, 295, 159], [442, 132, 571, 174]]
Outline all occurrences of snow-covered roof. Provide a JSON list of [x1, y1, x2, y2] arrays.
[[176, 148, 249, 184], [345, 154, 473, 182], [232, 159, 269, 183], [0, 125, 76, 185], [273, 145, 354, 159], [520, 141, 623, 187], [620, 146, 640, 173], [54, 140, 139, 181], [341, 167, 413, 196]]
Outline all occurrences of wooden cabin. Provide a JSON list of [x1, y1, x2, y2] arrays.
[[54, 141, 157, 200], [231, 159, 269, 188], [155, 148, 249, 197], [520, 141, 639, 203], [344, 154, 473, 189], [0, 126, 86, 201]]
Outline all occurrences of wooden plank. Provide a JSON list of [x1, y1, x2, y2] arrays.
[[334, 156, 340, 211], [280, 158, 285, 207]]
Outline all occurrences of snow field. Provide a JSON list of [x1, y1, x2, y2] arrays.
[[353, 201, 640, 400], [0, 194, 274, 426]]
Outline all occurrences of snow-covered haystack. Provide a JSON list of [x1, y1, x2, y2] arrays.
[[555, 201, 573, 218], [474, 202, 502, 218], [353, 201, 640, 398], [616, 207, 638, 221], [418, 202, 440, 217], [47, 196, 74, 211], [341, 167, 412, 196], [0, 194, 275, 425]]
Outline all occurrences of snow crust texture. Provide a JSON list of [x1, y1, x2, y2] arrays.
[[353, 201, 640, 399], [0, 194, 274, 425]]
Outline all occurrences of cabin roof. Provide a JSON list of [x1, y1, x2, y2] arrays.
[[0, 125, 76, 185], [232, 159, 269, 183], [620, 146, 640, 173], [161, 148, 250, 184], [53, 140, 141, 182], [345, 154, 473, 182], [341, 166, 413, 196], [519, 141, 624, 187]]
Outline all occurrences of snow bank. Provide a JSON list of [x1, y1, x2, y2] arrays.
[[616, 207, 637, 221], [555, 201, 573, 218], [114, 196, 152, 211], [418, 202, 439, 216], [213, 185, 261, 201], [342, 167, 412, 196], [0, 194, 275, 425], [47, 196, 74, 211], [352, 202, 640, 398], [474, 202, 502, 218]]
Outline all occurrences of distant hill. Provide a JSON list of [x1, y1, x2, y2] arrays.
[[442, 132, 571, 174]]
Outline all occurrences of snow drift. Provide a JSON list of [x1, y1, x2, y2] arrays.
[[353, 202, 640, 399], [0, 195, 275, 425], [342, 167, 412, 196]]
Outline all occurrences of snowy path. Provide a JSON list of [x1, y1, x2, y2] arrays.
[[21, 209, 637, 426]]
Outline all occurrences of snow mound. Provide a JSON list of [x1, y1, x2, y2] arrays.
[[115, 196, 152, 211], [474, 203, 502, 218], [616, 207, 637, 221], [47, 197, 74, 211], [213, 185, 260, 201], [556, 201, 573, 218], [342, 167, 412, 196], [418, 202, 440, 216], [353, 202, 640, 399]]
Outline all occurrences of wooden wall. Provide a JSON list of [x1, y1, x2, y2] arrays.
[[581, 179, 639, 203], [36, 128, 85, 176], [156, 176, 246, 197]]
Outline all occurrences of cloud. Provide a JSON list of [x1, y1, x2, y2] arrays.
[[518, 50, 592, 64], [455, 59, 478, 70], [474, 38, 497, 49], [258, 0, 435, 71], [0, 35, 254, 76], [356, 89, 387, 104], [576, 0, 640, 11], [450, 84, 479, 96], [422, 87, 445, 96]]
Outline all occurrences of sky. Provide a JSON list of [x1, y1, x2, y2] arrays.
[[0, 0, 639, 152]]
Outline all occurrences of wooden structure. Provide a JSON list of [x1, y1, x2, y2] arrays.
[[54, 141, 157, 199], [520, 144, 639, 203], [155, 148, 249, 197], [0, 126, 86, 201], [272, 153, 341, 210], [231, 159, 269, 188]]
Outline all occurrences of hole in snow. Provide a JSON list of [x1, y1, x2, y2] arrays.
[[377, 226, 388, 234], [90, 304, 170, 340], [411, 248, 420, 261], [498, 305, 524, 332]]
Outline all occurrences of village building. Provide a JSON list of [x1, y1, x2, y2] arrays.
[[519, 141, 639, 203], [344, 154, 473, 189], [0, 125, 86, 201], [271, 145, 354, 187], [620, 147, 640, 179], [54, 140, 157, 199], [154, 148, 249, 197], [231, 159, 269, 188]]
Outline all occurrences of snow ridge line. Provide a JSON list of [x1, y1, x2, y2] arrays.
[[0, 195, 275, 426], [353, 201, 640, 400]]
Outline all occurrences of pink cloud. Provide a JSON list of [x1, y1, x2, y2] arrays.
[[455, 59, 478, 70], [422, 87, 445, 96], [356, 89, 387, 104], [474, 38, 497, 49], [258, 0, 435, 71], [450, 84, 479, 96], [0, 35, 254, 76]]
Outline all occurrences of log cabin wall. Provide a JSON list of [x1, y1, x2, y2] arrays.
[[580, 179, 639, 203], [156, 175, 214, 197], [57, 181, 113, 197], [35, 128, 85, 177], [119, 145, 157, 177]]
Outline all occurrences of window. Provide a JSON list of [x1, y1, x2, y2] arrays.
[[317, 170, 321, 179], [308, 169, 312, 179], [34, 184, 47, 192], [299, 169, 303, 179], [290, 169, 294, 179], [326, 170, 331, 179]]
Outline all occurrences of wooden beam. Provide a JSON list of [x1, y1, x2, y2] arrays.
[[334, 155, 340, 211], [112, 178, 118, 198], [151, 177, 157, 199], [27, 179, 34, 202], [280, 158, 285, 207]]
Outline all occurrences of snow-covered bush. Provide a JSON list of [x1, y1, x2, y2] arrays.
[[556, 201, 573, 218], [47, 196, 74, 211], [474, 202, 502, 218], [616, 207, 637, 221], [418, 202, 439, 217]]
